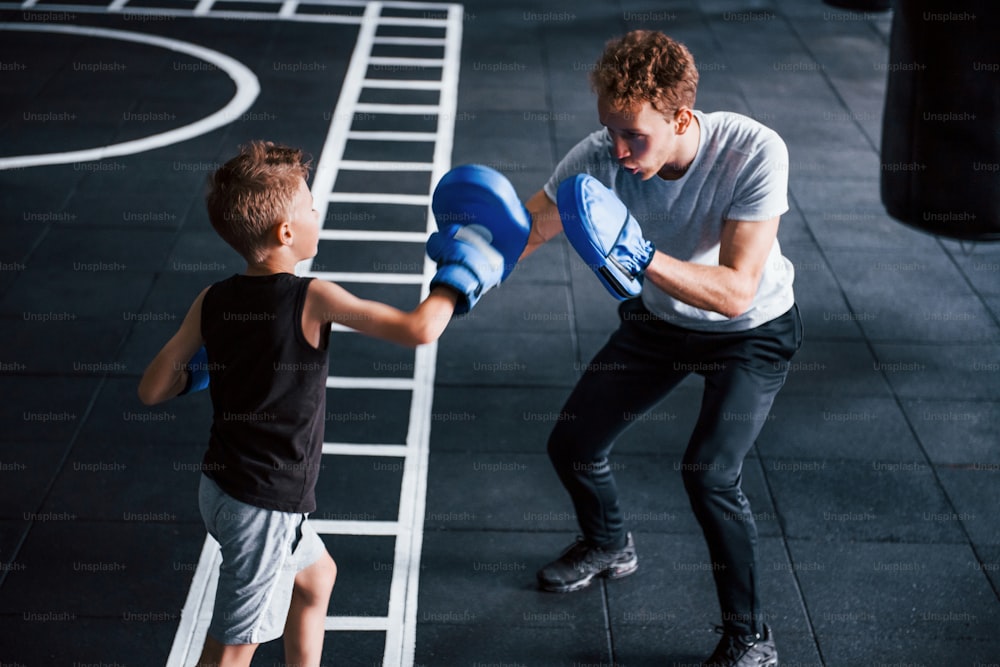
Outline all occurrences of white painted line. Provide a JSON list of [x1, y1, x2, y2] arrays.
[[362, 78, 442, 90], [3, 3, 367, 23], [323, 443, 409, 457], [338, 159, 434, 171], [299, 0, 382, 276], [372, 36, 446, 46], [278, 0, 298, 16], [165, 536, 220, 667], [396, 6, 461, 664], [325, 376, 416, 390], [347, 130, 437, 141], [0, 24, 259, 171], [310, 520, 400, 535], [307, 271, 424, 284], [318, 229, 427, 242], [380, 0, 452, 8], [354, 102, 440, 114], [367, 57, 443, 68], [294, 0, 366, 7], [377, 16, 446, 27], [10, 0, 450, 21], [328, 192, 430, 206], [326, 616, 390, 632], [378, 0, 451, 9]]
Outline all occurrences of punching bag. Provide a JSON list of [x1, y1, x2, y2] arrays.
[[880, 0, 999, 241]]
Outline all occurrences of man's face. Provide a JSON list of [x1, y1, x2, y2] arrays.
[[598, 97, 687, 181]]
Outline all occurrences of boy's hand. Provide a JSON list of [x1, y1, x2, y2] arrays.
[[178, 346, 210, 396], [138, 288, 208, 406], [431, 164, 532, 282], [426, 224, 504, 314]]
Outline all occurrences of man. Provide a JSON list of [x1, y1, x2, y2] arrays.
[[520, 30, 800, 667]]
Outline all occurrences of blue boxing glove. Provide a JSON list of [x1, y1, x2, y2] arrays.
[[557, 174, 655, 300], [178, 346, 210, 396], [431, 164, 531, 282], [426, 223, 505, 314]]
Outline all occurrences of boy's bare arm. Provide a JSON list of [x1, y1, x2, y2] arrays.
[[306, 280, 458, 348], [138, 288, 208, 405]]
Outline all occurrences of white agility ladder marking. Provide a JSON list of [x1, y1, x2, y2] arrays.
[[162, 2, 463, 666]]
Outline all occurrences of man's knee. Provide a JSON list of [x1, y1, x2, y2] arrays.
[[546, 424, 575, 465], [680, 459, 739, 495]]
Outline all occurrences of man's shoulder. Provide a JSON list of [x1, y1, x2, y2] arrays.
[[699, 110, 784, 145], [698, 110, 787, 165]]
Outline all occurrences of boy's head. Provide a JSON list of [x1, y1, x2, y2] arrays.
[[590, 30, 699, 118], [206, 141, 312, 264]]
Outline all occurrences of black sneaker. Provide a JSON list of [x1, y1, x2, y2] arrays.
[[536, 532, 638, 593], [702, 623, 778, 667]]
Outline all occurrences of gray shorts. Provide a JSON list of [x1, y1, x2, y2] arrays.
[[198, 475, 327, 645]]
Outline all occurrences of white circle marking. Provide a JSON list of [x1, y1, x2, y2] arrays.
[[0, 23, 260, 169]]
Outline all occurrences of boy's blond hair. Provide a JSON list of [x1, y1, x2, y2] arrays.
[[590, 30, 699, 117], [206, 141, 312, 263]]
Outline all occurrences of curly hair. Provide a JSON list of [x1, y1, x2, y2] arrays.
[[206, 141, 312, 263], [590, 30, 699, 116]]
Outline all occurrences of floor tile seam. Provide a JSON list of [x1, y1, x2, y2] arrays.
[[867, 340, 1000, 349], [785, 188, 992, 509], [420, 526, 708, 537], [413, 620, 590, 629], [760, 414, 992, 547], [704, 51, 879, 162], [782, 186, 863, 354], [857, 335, 1000, 345], [781, 535, 978, 548], [431, 381, 580, 389], [756, 454, 955, 465], [536, 25, 590, 379], [1, 515, 206, 525], [933, 240, 1000, 334], [774, 9, 885, 154], [0, 371, 153, 380], [815, 245, 984, 257], [427, 453, 759, 463], [749, 441, 826, 664], [0, 374, 109, 590]]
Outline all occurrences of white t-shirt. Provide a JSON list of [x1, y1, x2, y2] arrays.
[[543, 110, 795, 332]]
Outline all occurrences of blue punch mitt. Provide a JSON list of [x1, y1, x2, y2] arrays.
[[431, 164, 531, 282], [179, 346, 210, 396], [557, 174, 655, 300], [426, 223, 504, 314]]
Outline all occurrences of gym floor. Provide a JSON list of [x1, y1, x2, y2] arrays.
[[1, 0, 998, 665]]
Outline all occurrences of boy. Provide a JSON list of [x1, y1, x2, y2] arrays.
[[138, 141, 505, 666]]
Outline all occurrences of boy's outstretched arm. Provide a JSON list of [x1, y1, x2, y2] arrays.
[[306, 280, 459, 348], [138, 288, 208, 405]]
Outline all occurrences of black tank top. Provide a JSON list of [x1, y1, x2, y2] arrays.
[[200, 273, 329, 513]]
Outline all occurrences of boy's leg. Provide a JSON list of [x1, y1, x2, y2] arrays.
[[195, 636, 258, 667], [283, 550, 337, 667]]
